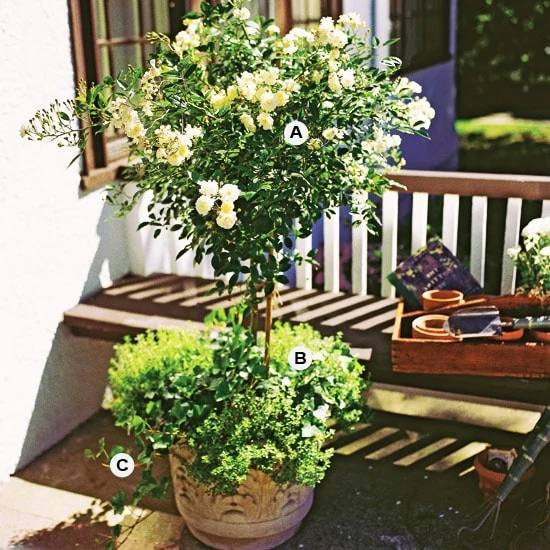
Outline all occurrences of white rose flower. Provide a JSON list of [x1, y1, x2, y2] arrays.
[[257, 112, 274, 130], [257, 67, 279, 86], [281, 36, 298, 55], [237, 72, 257, 100], [173, 23, 201, 56], [216, 211, 238, 229], [199, 179, 219, 196], [338, 68, 355, 89], [288, 27, 314, 42], [322, 127, 344, 141], [404, 97, 435, 130], [319, 17, 334, 32], [195, 195, 215, 216], [338, 12, 366, 29], [540, 245, 550, 257], [175, 133, 192, 159], [219, 201, 235, 214], [219, 183, 241, 202], [126, 119, 145, 140], [282, 78, 300, 93], [259, 91, 279, 112], [327, 59, 340, 73], [184, 124, 203, 140], [210, 91, 228, 110], [234, 7, 251, 20], [395, 76, 423, 95], [328, 72, 342, 93], [240, 113, 256, 133], [307, 138, 322, 150], [226, 86, 238, 101], [275, 90, 288, 107], [329, 29, 348, 49]]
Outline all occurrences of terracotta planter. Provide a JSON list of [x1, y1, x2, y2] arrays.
[[169, 446, 314, 550], [473, 448, 535, 502], [490, 317, 524, 342], [531, 329, 550, 343], [411, 314, 458, 341], [422, 289, 464, 311]]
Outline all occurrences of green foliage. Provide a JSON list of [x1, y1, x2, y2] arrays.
[[455, 117, 550, 142], [457, 1, 550, 117], [107, 309, 371, 497], [456, 115, 550, 177]]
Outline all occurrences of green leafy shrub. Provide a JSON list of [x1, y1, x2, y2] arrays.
[[108, 309, 371, 496]]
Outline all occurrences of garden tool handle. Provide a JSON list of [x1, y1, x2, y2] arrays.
[[512, 315, 550, 330]]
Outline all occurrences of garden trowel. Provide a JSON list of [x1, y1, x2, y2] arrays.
[[443, 305, 550, 338]]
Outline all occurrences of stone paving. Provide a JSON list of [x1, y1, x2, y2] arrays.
[[1, 409, 549, 549]]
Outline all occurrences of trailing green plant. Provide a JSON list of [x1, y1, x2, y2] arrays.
[[106, 308, 371, 499]]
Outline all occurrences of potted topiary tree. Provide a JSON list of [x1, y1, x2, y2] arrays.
[[103, 307, 370, 548], [21, 1, 434, 547]]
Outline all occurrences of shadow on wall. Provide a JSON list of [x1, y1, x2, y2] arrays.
[[15, 199, 129, 471], [79, 198, 130, 300], [15, 324, 116, 471]]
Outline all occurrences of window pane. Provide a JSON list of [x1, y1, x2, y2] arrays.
[[94, 0, 108, 39], [293, 0, 321, 28], [153, 0, 170, 33], [109, 0, 140, 38], [112, 44, 142, 73]]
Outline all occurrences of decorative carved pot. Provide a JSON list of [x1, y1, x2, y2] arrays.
[[169, 445, 314, 550]]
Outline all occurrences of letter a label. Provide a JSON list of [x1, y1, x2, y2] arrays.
[[288, 346, 313, 371], [284, 121, 308, 145]]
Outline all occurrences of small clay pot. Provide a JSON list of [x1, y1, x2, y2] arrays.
[[531, 329, 550, 344], [422, 289, 464, 311], [411, 314, 458, 341], [491, 317, 524, 342], [473, 448, 535, 502]]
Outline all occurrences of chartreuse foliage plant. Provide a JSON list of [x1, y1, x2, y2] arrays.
[[22, 0, 434, 303], [107, 309, 370, 498]]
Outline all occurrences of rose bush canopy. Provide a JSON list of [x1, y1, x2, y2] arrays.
[[22, 0, 434, 300]]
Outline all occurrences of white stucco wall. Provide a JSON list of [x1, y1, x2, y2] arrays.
[[0, 1, 130, 480]]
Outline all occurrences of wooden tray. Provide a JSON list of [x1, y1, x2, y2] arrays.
[[391, 295, 550, 378]]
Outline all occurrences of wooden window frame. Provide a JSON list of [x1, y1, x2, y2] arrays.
[[69, 0, 194, 191], [390, 0, 451, 74]]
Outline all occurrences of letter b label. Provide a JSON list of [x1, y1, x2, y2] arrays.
[[288, 346, 312, 371]]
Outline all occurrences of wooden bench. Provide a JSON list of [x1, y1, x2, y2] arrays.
[[65, 170, 550, 408]]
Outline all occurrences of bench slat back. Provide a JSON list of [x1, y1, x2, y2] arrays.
[[125, 171, 550, 298]]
